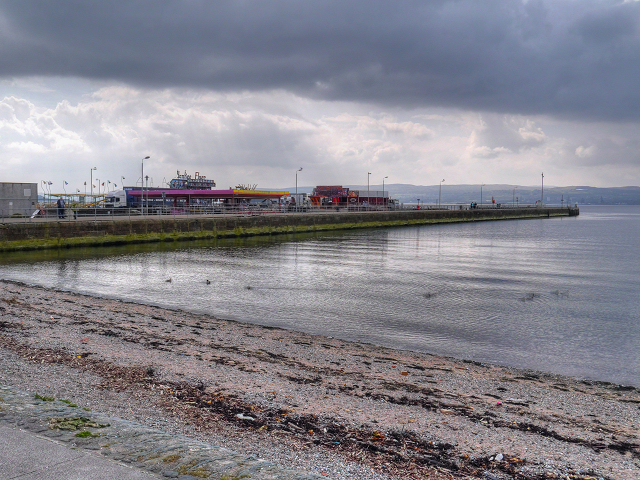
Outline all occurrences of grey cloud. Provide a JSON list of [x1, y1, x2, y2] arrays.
[[1, 1, 640, 121], [574, 5, 637, 43], [569, 135, 640, 168], [472, 114, 548, 155]]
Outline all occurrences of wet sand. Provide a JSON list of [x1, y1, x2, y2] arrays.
[[0, 280, 638, 479]]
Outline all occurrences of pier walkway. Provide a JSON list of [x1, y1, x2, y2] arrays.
[[0, 205, 578, 252]]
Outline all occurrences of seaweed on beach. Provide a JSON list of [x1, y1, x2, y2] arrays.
[[1, 330, 633, 480], [0, 283, 636, 480]]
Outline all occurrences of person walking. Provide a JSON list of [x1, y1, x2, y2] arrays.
[[56, 197, 65, 219]]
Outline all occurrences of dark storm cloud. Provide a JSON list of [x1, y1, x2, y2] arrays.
[[2, 0, 639, 121]]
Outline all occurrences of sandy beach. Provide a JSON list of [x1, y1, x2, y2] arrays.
[[0, 279, 638, 479]]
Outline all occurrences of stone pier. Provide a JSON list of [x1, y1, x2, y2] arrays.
[[0, 206, 579, 252]]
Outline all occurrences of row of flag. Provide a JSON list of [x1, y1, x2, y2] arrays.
[[48, 179, 122, 193], [81, 182, 118, 187]]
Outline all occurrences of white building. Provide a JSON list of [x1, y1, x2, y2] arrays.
[[0, 182, 39, 218]]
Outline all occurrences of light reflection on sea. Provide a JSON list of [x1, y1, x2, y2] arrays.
[[1, 205, 639, 387]]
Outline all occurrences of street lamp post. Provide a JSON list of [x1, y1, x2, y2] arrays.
[[90, 167, 96, 197], [367, 172, 371, 210], [513, 186, 517, 207], [439, 179, 445, 207], [145, 175, 150, 214], [295, 167, 302, 212], [141, 156, 150, 215], [541, 172, 544, 205], [382, 176, 388, 210], [481, 183, 485, 206], [42, 181, 50, 208], [46, 181, 52, 207]]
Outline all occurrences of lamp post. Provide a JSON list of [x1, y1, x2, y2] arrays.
[[481, 183, 485, 206], [382, 175, 388, 210], [141, 156, 150, 214], [90, 167, 97, 196], [120, 176, 125, 189], [367, 172, 371, 210], [47, 181, 52, 207], [295, 167, 302, 212], [439, 179, 445, 207], [513, 186, 517, 207], [145, 175, 150, 213], [541, 172, 544, 205]]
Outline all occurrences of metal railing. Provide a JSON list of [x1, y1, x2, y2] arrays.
[[400, 202, 577, 211], [0, 202, 576, 223]]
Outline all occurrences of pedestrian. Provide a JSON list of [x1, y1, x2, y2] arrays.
[[56, 197, 65, 219]]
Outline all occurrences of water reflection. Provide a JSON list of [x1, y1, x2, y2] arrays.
[[1, 206, 639, 386]]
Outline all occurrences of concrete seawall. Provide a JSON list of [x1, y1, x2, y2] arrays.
[[0, 206, 579, 252]]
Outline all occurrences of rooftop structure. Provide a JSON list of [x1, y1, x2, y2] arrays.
[[169, 171, 216, 190]]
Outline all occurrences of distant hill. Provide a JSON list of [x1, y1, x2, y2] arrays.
[[381, 184, 640, 205], [283, 184, 640, 206], [376, 184, 640, 206]]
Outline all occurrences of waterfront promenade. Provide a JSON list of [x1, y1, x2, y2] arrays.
[[0, 205, 578, 252]]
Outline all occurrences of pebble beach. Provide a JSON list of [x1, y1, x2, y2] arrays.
[[0, 279, 639, 479]]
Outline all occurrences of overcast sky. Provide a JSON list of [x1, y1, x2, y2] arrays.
[[2, 0, 640, 194]]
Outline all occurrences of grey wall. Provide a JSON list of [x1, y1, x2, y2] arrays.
[[0, 183, 39, 217]]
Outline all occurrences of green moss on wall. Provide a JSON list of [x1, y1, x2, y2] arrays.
[[0, 208, 576, 253]]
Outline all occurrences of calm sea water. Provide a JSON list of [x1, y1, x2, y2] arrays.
[[1, 205, 638, 386]]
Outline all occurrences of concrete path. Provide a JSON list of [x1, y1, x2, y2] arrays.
[[0, 425, 158, 479], [0, 384, 323, 480]]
